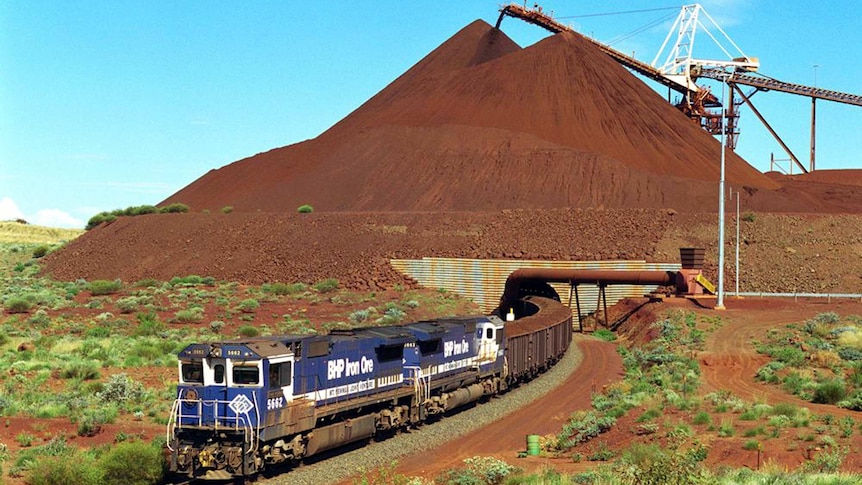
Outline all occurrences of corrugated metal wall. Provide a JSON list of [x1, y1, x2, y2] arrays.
[[390, 258, 681, 324]]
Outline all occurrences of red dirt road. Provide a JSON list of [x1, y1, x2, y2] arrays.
[[392, 335, 623, 479], [701, 297, 862, 417]]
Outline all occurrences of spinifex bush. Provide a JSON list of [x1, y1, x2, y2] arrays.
[[314, 278, 339, 293], [88, 280, 122, 296], [236, 299, 259, 313], [4, 297, 33, 313], [159, 203, 189, 214], [174, 307, 204, 323], [98, 440, 165, 485], [262, 282, 306, 295]]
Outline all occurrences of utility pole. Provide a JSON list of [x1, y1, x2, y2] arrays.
[[716, 77, 728, 310]]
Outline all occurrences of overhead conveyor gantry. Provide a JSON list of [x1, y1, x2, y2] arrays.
[[496, 2, 862, 173]]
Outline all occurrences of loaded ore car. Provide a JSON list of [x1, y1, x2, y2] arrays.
[[166, 297, 570, 481]]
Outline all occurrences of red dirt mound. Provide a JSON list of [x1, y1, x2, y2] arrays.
[[162, 20, 861, 214]]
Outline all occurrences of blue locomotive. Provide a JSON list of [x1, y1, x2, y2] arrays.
[[166, 315, 508, 480]]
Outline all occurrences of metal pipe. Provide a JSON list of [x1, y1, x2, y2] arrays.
[[500, 268, 676, 314]]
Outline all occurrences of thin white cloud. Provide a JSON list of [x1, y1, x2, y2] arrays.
[[701, 0, 751, 28], [0, 197, 83, 228], [0, 197, 26, 220], [33, 209, 85, 229]]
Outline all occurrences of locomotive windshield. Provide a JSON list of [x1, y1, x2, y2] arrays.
[[232, 363, 260, 386], [180, 361, 203, 384]]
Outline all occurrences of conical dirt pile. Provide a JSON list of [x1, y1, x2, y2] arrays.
[[164, 20, 837, 213]]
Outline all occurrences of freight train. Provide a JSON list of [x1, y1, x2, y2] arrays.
[[166, 295, 572, 481]]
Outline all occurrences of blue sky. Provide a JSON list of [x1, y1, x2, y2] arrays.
[[2, 1, 860, 228]]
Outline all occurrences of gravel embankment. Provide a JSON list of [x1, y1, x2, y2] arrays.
[[263, 337, 585, 485]]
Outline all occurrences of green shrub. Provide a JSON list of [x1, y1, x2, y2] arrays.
[[838, 347, 862, 361], [11, 436, 73, 477], [770, 346, 806, 367], [27, 452, 103, 485], [134, 278, 159, 288], [61, 359, 101, 380], [813, 380, 847, 404], [297, 204, 314, 213], [593, 328, 617, 342], [169, 275, 211, 287], [115, 297, 140, 314], [314, 278, 339, 293], [742, 440, 760, 451], [174, 307, 204, 323], [802, 446, 848, 473], [438, 456, 518, 485], [32, 245, 50, 258], [718, 419, 734, 437], [237, 299, 259, 313], [262, 282, 306, 295], [692, 411, 711, 426], [635, 408, 661, 422], [209, 320, 226, 334], [129, 205, 158, 216], [741, 211, 756, 222], [15, 433, 35, 447], [588, 442, 615, 461], [4, 297, 33, 313], [134, 311, 165, 337], [85, 212, 117, 230], [383, 307, 405, 322], [617, 442, 709, 485], [221, 206, 233, 214], [837, 390, 862, 411], [98, 440, 165, 485], [97, 374, 144, 406], [556, 410, 616, 450], [237, 325, 260, 338], [350, 309, 370, 324], [88, 280, 122, 296], [159, 203, 189, 214]]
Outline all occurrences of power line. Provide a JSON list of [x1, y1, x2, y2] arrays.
[[556, 6, 680, 20], [606, 11, 679, 46]]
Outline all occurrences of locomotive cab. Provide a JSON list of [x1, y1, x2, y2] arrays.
[[168, 340, 298, 479], [475, 316, 505, 365]]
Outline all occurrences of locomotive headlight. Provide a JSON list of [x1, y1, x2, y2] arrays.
[[184, 388, 199, 401], [210, 346, 222, 358]]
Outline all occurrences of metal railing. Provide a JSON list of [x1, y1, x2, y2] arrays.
[[166, 397, 259, 453], [735, 292, 862, 302]]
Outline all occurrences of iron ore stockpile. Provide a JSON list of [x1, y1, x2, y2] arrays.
[[44, 19, 862, 291]]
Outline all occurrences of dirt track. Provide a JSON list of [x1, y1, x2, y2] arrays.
[[700, 297, 862, 417], [392, 336, 622, 479]]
